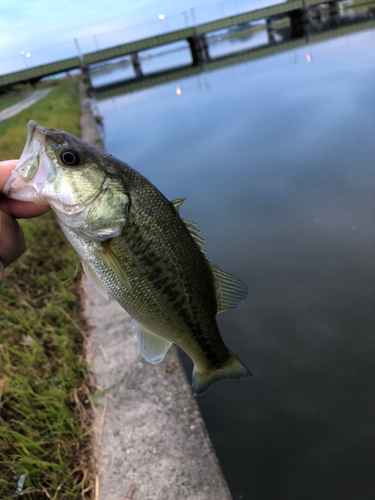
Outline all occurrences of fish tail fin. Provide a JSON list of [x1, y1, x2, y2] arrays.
[[192, 352, 252, 396]]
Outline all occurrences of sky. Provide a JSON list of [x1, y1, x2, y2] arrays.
[[0, 0, 275, 74]]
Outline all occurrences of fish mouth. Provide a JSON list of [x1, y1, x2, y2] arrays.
[[3, 120, 52, 205]]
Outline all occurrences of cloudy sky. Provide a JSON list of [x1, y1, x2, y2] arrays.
[[0, 0, 274, 74]]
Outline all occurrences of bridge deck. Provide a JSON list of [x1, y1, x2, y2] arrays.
[[0, 0, 323, 88]]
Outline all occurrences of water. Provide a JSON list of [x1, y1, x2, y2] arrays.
[[92, 26, 375, 499]]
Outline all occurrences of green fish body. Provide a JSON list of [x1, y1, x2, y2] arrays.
[[4, 120, 251, 395]]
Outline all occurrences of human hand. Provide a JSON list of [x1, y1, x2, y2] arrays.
[[0, 160, 50, 285]]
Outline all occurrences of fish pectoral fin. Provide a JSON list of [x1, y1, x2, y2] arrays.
[[209, 262, 248, 314], [134, 321, 172, 364], [82, 260, 109, 300], [97, 242, 131, 291]]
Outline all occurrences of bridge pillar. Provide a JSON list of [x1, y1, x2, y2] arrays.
[[201, 35, 210, 61], [131, 53, 143, 78], [187, 33, 209, 66], [310, 6, 322, 30], [266, 17, 276, 44], [288, 8, 310, 39], [328, 1, 340, 27]]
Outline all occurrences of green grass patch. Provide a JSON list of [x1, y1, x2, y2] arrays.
[[0, 79, 80, 159], [0, 92, 31, 114], [0, 78, 95, 499]]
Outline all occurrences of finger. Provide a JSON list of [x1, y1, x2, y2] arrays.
[[0, 260, 4, 286], [0, 211, 25, 268], [0, 197, 50, 218], [0, 160, 18, 191], [0, 159, 51, 218]]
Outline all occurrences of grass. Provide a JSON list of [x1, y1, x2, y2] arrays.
[[0, 79, 80, 159], [0, 81, 54, 114], [0, 78, 95, 499], [0, 92, 30, 114]]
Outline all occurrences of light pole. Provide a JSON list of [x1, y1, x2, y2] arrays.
[[26, 52, 34, 66], [158, 14, 166, 33], [20, 51, 28, 68], [190, 8, 196, 26], [93, 34, 100, 51]]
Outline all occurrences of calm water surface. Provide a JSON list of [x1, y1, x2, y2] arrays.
[[93, 28, 375, 499]]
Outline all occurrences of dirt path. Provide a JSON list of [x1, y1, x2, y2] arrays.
[[0, 88, 52, 123]]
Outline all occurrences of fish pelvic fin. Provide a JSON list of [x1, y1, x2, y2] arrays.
[[134, 321, 172, 364], [192, 352, 252, 396]]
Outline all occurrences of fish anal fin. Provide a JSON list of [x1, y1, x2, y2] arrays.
[[170, 198, 186, 213], [192, 352, 252, 396], [134, 321, 172, 364], [209, 263, 248, 314], [82, 260, 109, 300]]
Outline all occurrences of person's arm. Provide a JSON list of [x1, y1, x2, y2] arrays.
[[0, 160, 50, 285]]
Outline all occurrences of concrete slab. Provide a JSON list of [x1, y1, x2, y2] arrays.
[[83, 281, 232, 500]]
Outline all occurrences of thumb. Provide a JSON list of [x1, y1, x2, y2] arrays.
[[0, 160, 18, 191]]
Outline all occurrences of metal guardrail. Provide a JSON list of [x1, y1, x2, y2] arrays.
[[0, 57, 81, 87], [93, 18, 375, 100], [0, 0, 312, 88]]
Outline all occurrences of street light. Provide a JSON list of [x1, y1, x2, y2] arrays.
[[20, 50, 29, 68], [158, 14, 169, 33], [25, 52, 34, 66]]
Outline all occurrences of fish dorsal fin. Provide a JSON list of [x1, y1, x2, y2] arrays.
[[171, 198, 186, 213], [134, 321, 172, 364], [82, 260, 109, 300], [172, 198, 206, 251], [209, 263, 248, 314], [97, 242, 131, 291], [181, 218, 205, 249]]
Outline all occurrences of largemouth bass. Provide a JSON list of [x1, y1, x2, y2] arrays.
[[4, 120, 251, 395]]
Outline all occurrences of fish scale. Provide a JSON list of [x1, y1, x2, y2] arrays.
[[3, 120, 251, 395]]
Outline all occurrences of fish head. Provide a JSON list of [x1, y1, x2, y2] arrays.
[[4, 120, 129, 240]]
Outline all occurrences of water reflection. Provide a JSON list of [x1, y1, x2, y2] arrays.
[[90, 5, 375, 96], [94, 21, 375, 500]]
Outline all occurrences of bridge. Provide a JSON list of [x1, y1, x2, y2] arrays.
[[0, 0, 337, 88], [93, 18, 375, 100]]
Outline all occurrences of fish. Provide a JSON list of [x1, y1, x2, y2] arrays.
[[3, 120, 251, 395]]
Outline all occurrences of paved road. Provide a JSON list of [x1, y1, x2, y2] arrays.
[[0, 88, 52, 123]]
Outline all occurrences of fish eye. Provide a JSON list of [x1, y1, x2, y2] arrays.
[[60, 149, 81, 166]]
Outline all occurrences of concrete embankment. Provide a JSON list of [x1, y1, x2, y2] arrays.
[[79, 82, 232, 500]]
